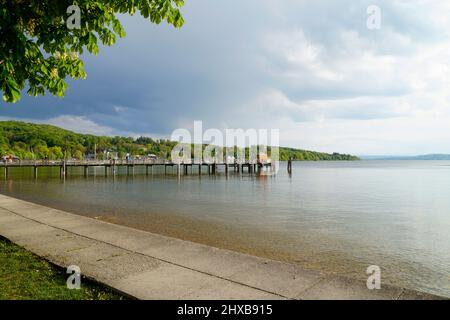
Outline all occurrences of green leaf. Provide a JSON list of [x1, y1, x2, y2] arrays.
[[3, 79, 21, 103]]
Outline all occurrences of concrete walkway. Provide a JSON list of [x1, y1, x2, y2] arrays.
[[0, 194, 443, 300]]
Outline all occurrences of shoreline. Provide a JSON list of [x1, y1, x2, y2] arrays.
[[0, 194, 445, 300], [1, 187, 446, 297]]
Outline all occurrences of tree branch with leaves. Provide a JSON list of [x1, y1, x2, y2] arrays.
[[0, 0, 184, 103]]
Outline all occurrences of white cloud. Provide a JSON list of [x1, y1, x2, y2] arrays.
[[245, 0, 450, 154], [263, 30, 341, 81], [45, 116, 116, 136], [0, 115, 116, 136], [277, 115, 450, 156], [113, 105, 128, 113]]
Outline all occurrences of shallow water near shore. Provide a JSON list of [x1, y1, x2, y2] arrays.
[[1, 160, 449, 297]]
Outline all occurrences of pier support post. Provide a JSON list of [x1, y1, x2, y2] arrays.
[[84, 166, 88, 177], [60, 164, 66, 179], [33, 166, 38, 179], [104, 166, 108, 177], [63, 161, 66, 179], [287, 158, 292, 174]]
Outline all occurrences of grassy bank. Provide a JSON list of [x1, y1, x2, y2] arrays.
[[0, 237, 126, 300]]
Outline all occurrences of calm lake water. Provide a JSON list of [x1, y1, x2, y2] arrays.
[[1, 160, 449, 297]]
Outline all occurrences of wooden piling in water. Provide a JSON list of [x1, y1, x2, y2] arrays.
[[112, 160, 116, 176], [59, 161, 67, 179], [287, 158, 292, 174]]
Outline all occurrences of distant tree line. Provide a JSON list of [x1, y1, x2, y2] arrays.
[[0, 121, 359, 161], [277, 147, 359, 161]]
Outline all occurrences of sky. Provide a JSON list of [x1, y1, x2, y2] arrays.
[[2, 0, 450, 156]]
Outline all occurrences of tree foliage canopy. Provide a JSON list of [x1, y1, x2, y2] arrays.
[[0, 0, 184, 103], [0, 121, 360, 161]]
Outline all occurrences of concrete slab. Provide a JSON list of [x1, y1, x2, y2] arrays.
[[297, 275, 403, 300], [0, 218, 56, 239], [69, 221, 271, 279], [27, 232, 96, 258], [398, 289, 447, 300], [0, 209, 24, 224], [229, 259, 325, 299], [68, 220, 169, 250], [50, 249, 161, 283], [183, 281, 285, 300], [111, 263, 281, 300], [139, 238, 265, 278]]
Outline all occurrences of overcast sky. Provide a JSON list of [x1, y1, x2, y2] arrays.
[[2, 0, 450, 155]]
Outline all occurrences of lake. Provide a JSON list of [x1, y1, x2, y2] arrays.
[[1, 160, 449, 297]]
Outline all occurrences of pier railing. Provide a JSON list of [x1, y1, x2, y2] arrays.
[[0, 159, 169, 167], [0, 158, 273, 167], [0, 158, 276, 179]]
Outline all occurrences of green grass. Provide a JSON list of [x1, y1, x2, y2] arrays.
[[0, 237, 127, 300]]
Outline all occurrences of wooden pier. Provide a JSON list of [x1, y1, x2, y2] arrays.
[[0, 159, 274, 179]]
